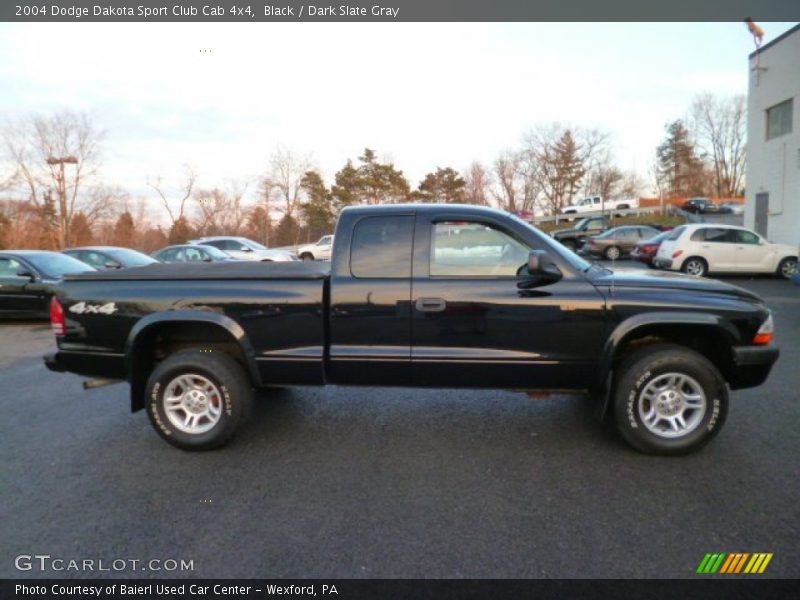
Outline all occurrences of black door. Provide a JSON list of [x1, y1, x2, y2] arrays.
[[0, 256, 45, 316], [411, 215, 606, 390], [328, 213, 415, 385]]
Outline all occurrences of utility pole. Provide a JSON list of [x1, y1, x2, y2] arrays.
[[46, 155, 78, 248]]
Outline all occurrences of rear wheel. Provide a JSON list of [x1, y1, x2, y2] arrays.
[[562, 240, 577, 252], [145, 350, 252, 450], [777, 257, 797, 279], [613, 344, 728, 455], [604, 245, 621, 260], [682, 257, 707, 277]]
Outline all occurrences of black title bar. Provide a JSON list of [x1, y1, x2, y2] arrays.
[[4, 579, 800, 600], [3, 0, 800, 22]]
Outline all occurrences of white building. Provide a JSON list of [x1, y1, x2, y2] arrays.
[[745, 24, 800, 248]]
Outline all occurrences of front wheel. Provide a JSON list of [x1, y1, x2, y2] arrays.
[[300, 253, 314, 261], [777, 257, 797, 279], [562, 240, 577, 252], [145, 350, 253, 450], [613, 344, 728, 455], [682, 257, 707, 277]]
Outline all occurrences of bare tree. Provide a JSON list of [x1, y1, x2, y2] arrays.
[[463, 162, 491, 205], [263, 145, 313, 218], [690, 93, 746, 197], [491, 152, 524, 213], [147, 164, 196, 226], [3, 110, 105, 247], [193, 180, 249, 236]]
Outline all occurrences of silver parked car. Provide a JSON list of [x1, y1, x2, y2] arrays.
[[188, 236, 297, 262]]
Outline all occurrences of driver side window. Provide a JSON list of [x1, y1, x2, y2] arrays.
[[430, 221, 530, 277]]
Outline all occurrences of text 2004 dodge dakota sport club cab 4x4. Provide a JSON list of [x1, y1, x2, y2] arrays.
[[44, 204, 779, 455]]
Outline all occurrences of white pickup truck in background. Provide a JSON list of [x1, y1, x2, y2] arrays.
[[297, 234, 334, 261], [562, 196, 638, 215]]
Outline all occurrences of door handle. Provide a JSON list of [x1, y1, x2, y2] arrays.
[[415, 297, 446, 312]]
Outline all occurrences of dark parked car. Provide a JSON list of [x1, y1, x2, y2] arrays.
[[63, 246, 158, 270], [45, 204, 779, 456], [583, 226, 662, 260], [630, 230, 672, 267], [550, 216, 610, 251], [0, 250, 94, 319], [152, 244, 236, 264], [682, 198, 730, 214]]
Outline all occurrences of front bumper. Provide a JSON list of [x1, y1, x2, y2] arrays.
[[729, 344, 780, 389]]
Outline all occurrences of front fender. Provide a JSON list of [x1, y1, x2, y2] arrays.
[[593, 311, 741, 419]]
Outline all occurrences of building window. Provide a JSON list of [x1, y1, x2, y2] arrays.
[[766, 98, 793, 140]]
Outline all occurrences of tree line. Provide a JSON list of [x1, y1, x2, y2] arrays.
[[0, 93, 745, 252]]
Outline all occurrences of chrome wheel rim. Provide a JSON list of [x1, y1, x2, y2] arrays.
[[638, 372, 707, 439], [781, 259, 797, 278], [685, 260, 705, 276], [606, 247, 620, 260], [163, 373, 223, 434]]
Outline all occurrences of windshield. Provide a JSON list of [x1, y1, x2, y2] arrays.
[[666, 226, 686, 241], [106, 248, 158, 266], [644, 230, 670, 243], [198, 245, 231, 259], [242, 239, 268, 251], [507, 213, 591, 272], [26, 253, 95, 278]]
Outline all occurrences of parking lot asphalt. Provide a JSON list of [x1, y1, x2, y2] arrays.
[[1, 265, 798, 579]]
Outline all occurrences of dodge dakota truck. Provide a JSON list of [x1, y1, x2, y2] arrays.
[[44, 204, 779, 455]]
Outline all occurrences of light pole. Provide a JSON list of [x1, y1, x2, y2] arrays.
[[46, 155, 78, 248]]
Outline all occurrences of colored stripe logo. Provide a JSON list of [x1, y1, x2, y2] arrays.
[[696, 553, 773, 574]]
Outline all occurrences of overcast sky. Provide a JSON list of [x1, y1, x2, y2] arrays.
[[1, 21, 796, 211]]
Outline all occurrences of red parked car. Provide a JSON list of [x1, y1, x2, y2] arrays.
[[631, 230, 671, 267]]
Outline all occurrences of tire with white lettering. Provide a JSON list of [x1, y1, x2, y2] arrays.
[[612, 344, 728, 455], [145, 350, 252, 450]]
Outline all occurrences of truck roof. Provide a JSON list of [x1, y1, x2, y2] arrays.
[[341, 203, 509, 218]]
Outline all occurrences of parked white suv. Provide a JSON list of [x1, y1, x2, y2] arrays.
[[189, 236, 298, 262], [296, 235, 333, 261], [654, 224, 797, 278]]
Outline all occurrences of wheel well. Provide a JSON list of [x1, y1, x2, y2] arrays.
[[129, 322, 249, 412], [613, 324, 734, 383]]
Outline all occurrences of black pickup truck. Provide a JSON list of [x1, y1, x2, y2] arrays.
[[44, 204, 779, 455]]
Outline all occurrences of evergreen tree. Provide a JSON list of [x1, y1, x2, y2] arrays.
[[331, 149, 410, 206], [168, 216, 194, 244], [656, 120, 708, 198], [70, 212, 95, 246], [299, 171, 335, 240], [112, 211, 136, 247], [417, 167, 467, 203]]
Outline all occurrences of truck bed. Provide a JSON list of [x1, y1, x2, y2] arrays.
[[65, 261, 331, 281]]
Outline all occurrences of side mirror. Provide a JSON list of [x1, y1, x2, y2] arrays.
[[202, 256, 213, 262], [104, 261, 122, 269], [240, 246, 253, 252], [16, 269, 36, 281], [518, 250, 562, 289]]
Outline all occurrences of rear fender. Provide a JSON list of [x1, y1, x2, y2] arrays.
[[126, 311, 260, 412]]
